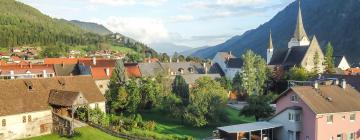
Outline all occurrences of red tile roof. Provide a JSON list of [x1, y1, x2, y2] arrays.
[[143, 58, 159, 63], [90, 67, 114, 80], [44, 58, 78, 64], [0, 64, 55, 74], [125, 63, 141, 78]]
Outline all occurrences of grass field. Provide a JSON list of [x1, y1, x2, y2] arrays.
[[141, 107, 255, 139], [24, 126, 123, 140]]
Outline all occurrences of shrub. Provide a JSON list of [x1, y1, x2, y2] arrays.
[[143, 121, 156, 131]]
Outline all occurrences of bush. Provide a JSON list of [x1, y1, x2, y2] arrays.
[[143, 121, 156, 131]]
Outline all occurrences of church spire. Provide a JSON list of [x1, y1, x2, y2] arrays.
[[268, 30, 274, 50], [293, 0, 308, 41]]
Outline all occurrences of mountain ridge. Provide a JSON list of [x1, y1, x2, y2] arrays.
[[70, 20, 113, 35], [190, 0, 360, 65]]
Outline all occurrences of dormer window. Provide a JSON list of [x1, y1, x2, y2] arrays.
[[24, 81, 33, 91], [58, 79, 65, 86], [178, 68, 184, 75], [189, 68, 194, 74], [290, 95, 299, 102]]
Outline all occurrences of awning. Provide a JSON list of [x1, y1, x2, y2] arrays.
[[217, 122, 282, 133]]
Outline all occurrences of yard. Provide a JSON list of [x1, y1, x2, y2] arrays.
[[24, 107, 254, 140], [140, 107, 255, 139], [24, 126, 123, 140]]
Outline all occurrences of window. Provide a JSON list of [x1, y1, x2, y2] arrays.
[[288, 130, 294, 140], [28, 115, 32, 122], [289, 113, 294, 121], [327, 115, 333, 124], [337, 134, 342, 140], [290, 95, 299, 102], [99, 85, 103, 88], [95, 103, 99, 109], [295, 113, 301, 121], [350, 113, 356, 121], [23, 116, 27, 123], [1, 119, 5, 127], [348, 132, 355, 140]]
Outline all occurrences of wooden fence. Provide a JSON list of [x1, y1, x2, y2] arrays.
[[88, 122, 154, 140]]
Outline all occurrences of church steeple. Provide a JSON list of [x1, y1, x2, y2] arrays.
[[267, 30, 274, 64], [268, 30, 274, 50], [293, 0, 308, 41]]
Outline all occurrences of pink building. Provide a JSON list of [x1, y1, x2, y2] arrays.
[[270, 79, 360, 140], [216, 79, 360, 140]]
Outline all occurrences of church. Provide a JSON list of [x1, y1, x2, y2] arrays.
[[267, 1, 325, 73]]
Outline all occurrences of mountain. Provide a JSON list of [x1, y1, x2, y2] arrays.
[[190, 0, 360, 64], [0, 0, 157, 58], [180, 46, 210, 56], [70, 20, 112, 35], [150, 42, 192, 55], [0, 0, 101, 47]]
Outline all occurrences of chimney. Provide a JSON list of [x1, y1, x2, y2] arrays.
[[92, 57, 96, 65], [229, 51, 232, 56], [314, 80, 319, 89], [62, 61, 65, 68], [176, 59, 179, 63], [43, 70, 47, 78], [105, 68, 110, 76], [29, 62, 32, 68], [334, 79, 339, 85], [341, 79, 347, 89], [10, 70, 15, 79], [168, 68, 171, 76], [169, 58, 172, 63]]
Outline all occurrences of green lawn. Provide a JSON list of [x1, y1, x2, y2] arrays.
[[24, 126, 123, 140], [141, 107, 255, 139]]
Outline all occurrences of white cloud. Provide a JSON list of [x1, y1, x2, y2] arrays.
[[88, 0, 167, 6], [94, 17, 169, 44], [214, 11, 233, 17], [216, 0, 267, 6], [169, 15, 194, 22]]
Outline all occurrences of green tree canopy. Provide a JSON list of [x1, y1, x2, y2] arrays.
[[240, 95, 275, 121], [235, 50, 268, 96], [172, 75, 190, 105], [184, 77, 228, 127], [325, 42, 335, 73]]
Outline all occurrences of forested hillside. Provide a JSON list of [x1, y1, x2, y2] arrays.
[[0, 0, 103, 48], [0, 0, 157, 59], [70, 20, 112, 35]]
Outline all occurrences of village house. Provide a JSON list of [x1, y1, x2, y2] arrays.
[[216, 79, 360, 140], [45, 57, 140, 95], [0, 76, 106, 140], [0, 64, 55, 79], [212, 52, 243, 80], [267, 2, 325, 73]]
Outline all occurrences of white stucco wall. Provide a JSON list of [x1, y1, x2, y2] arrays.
[[0, 110, 52, 140], [212, 53, 227, 72], [270, 109, 303, 140], [89, 102, 106, 113], [225, 68, 242, 80], [337, 57, 351, 70], [95, 80, 110, 95]]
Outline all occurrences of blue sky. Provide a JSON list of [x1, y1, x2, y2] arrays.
[[18, 0, 294, 48]]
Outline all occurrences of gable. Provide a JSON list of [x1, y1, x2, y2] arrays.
[[300, 36, 325, 67]]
